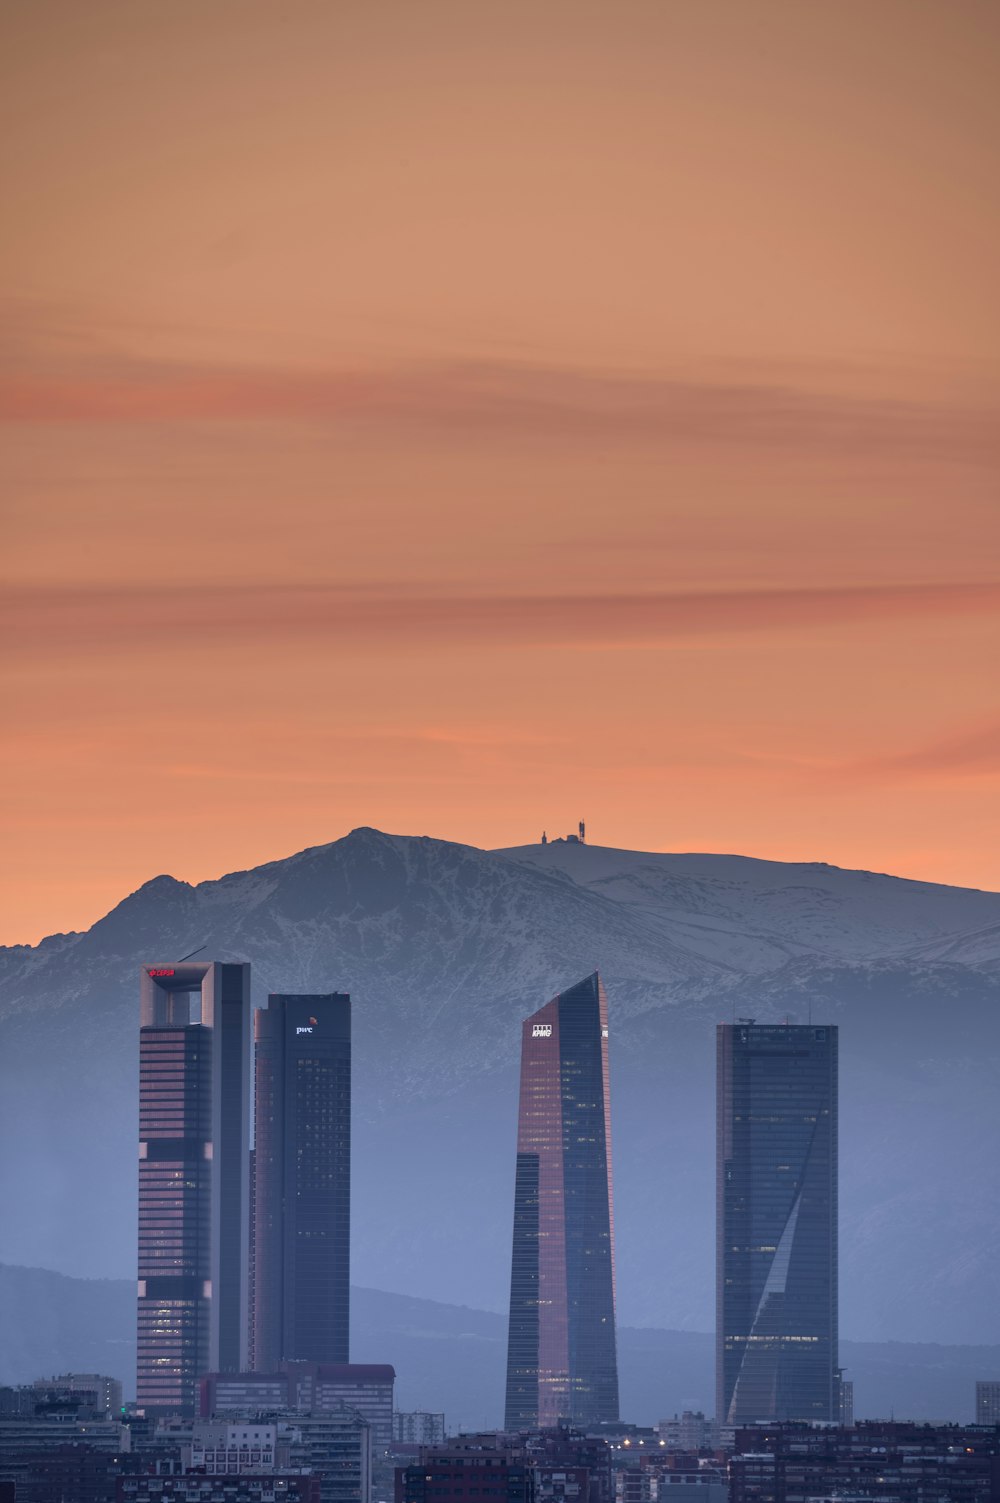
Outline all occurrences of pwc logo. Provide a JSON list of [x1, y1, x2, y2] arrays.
[[295, 1018, 319, 1035]]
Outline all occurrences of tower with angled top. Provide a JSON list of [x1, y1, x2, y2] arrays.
[[504, 972, 619, 1429]]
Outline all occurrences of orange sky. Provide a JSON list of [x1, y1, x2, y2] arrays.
[[2, 0, 999, 944]]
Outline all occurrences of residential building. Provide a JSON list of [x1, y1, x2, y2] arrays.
[[656, 1415, 717, 1453], [396, 1433, 534, 1503], [728, 1421, 1000, 1503], [288, 1409, 372, 1503], [393, 1413, 446, 1446], [201, 1364, 394, 1452]]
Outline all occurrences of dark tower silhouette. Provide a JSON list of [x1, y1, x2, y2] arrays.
[[137, 962, 252, 1416], [717, 1022, 838, 1423], [252, 994, 351, 1370], [505, 972, 619, 1429]]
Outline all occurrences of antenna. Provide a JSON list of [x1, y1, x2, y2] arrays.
[[177, 944, 208, 963], [579, 819, 586, 844]]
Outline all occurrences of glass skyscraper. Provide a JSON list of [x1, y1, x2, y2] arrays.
[[137, 961, 252, 1416], [717, 1022, 838, 1425], [505, 972, 619, 1430], [252, 993, 351, 1370]]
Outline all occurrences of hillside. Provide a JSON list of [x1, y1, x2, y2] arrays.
[[0, 1265, 994, 1426]]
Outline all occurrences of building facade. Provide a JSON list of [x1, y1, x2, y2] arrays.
[[392, 1413, 446, 1446], [32, 1374, 123, 1416], [288, 1410, 371, 1503], [728, 1422, 1000, 1503], [505, 973, 619, 1430], [396, 1435, 534, 1503], [656, 1413, 718, 1453], [716, 1022, 838, 1425], [977, 1381, 1000, 1425], [201, 1366, 394, 1456], [137, 962, 252, 1416], [253, 994, 352, 1372], [119, 1473, 321, 1503]]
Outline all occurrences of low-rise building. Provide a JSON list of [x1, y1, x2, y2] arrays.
[[729, 1421, 1000, 1503], [33, 1373, 124, 1416], [393, 1413, 446, 1446], [201, 1365, 395, 1454], [395, 1432, 534, 1503]]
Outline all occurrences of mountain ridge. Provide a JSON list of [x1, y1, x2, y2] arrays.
[[0, 827, 997, 1344]]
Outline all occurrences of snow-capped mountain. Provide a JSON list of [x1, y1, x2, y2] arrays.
[[0, 828, 997, 1345]]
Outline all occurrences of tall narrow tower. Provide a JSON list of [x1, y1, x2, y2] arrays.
[[137, 962, 252, 1416], [717, 1022, 838, 1424], [504, 972, 619, 1430], [252, 993, 352, 1370]]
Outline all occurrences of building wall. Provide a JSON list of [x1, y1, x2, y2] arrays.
[[393, 1413, 446, 1446], [32, 1374, 124, 1416], [717, 1023, 838, 1425], [977, 1382, 1000, 1425], [729, 1422, 1000, 1503], [253, 995, 351, 1371]]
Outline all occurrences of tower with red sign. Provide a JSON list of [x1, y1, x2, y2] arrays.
[[137, 961, 252, 1416]]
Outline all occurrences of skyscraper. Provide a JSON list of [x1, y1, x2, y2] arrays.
[[137, 961, 252, 1416], [717, 1022, 838, 1425], [504, 971, 619, 1430], [252, 993, 351, 1371]]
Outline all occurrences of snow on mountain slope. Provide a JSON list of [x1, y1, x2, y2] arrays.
[[497, 839, 1000, 966]]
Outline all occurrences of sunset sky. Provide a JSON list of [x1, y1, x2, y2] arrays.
[[2, 0, 998, 944]]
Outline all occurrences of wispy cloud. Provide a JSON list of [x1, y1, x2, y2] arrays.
[[0, 336, 996, 466], [843, 719, 1000, 783], [4, 579, 999, 658]]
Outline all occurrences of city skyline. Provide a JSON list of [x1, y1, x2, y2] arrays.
[[1, 0, 997, 1456]]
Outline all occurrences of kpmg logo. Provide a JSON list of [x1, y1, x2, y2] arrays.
[[532, 1023, 553, 1038]]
